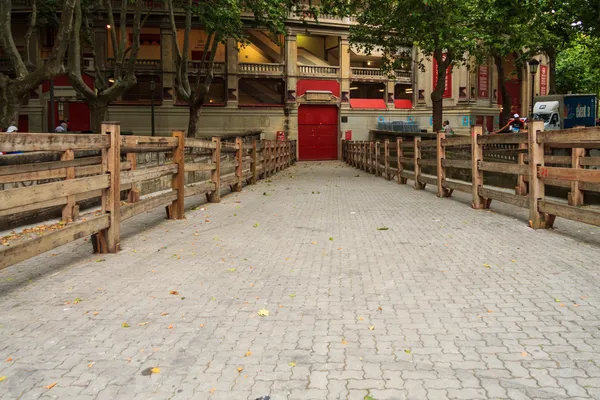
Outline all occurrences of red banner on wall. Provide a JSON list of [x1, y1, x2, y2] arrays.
[[478, 65, 489, 98], [433, 55, 453, 99], [540, 65, 548, 96]]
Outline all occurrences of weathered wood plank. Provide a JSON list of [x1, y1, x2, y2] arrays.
[[443, 179, 472, 194], [420, 174, 437, 186], [184, 181, 214, 197], [419, 140, 438, 148], [0, 133, 109, 152], [0, 174, 110, 211], [442, 159, 471, 169], [529, 121, 551, 229], [120, 164, 178, 185], [539, 200, 600, 227], [184, 138, 217, 149], [478, 133, 528, 145], [538, 128, 600, 145], [580, 157, 600, 167], [121, 191, 179, 221], [170, 131, 185, 219], [418, 159, 437, 167], [479, 161, 528, 175], [443, 136, 472, 146], [538, 166, 600, 183], [479, 187, 529, 208], [0, 215, 110, 270], [184, 162, 216, 172], [0, 156, 102, 176], [120, 136, 178, 151]]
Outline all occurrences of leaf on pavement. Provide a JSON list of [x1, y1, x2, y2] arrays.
[[521, 351, 528, 357], [228, 268, 237, 272], [245, 351, 252, 357], [329, 237, 334, 241], [483, 264, 491, 268], [237, 367, 243, 373], [404, 349, 411, 354], [46, 382, 57, 390], [169, 291, 179, 295], [167, 325, 174, 329], [341, 339, 348, 345], [0, 376, 6, 382], [289, 293, 296, 298], [258, 309, 269, 317], [368, 326, 375, 331], [122, 322, 130, 328], [377, 227, 389, 231], [288, 361, 296, 367]]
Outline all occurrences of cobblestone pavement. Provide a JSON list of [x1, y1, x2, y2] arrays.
[[1, 161, 600, 400]]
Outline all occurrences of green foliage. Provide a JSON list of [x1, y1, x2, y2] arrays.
[[556, 34, 600, 95]]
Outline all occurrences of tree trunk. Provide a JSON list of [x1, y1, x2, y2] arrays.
[[547, 48, 557, 95], [431, 51, 447, 133], [187, 101, 203, 138], [0, 78, 23, 129], [494, 55, 511, 126], [90, 101, 109, 133]]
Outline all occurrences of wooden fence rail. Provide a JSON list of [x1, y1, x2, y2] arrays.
[[0, 123, 296, 270], [344, 123, 600, 230]]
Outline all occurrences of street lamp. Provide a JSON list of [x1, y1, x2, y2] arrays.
[[528, 59, 540, 118], [149, 78, 156, 137]]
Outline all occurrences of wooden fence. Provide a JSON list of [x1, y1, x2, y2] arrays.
[[0, 122, 296, 269], [343, 121, 600, 229]]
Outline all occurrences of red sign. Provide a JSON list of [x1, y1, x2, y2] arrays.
[[478, 65, 489, 98], [540, 65, 548, 96], [433, 55, 453, 98], [345, 130, 352, 141]]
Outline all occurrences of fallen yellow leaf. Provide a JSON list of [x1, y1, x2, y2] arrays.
[[521, 351, 528, 357], [209, 388, 216, 394], [6, 358, 12, 362], [368, 326, 375, 331], [237, 367, 243, 373], [288, 361, 296, 367], [0, 376, 6, 382], [170, 291, 179, 295], [93, 312, 99, 316], [151, 367, 160, 374], [245, 351, 252, 357], [341, 339, 348, 345], [258, 309, 269, 317], [46, 382, 57, 390], [167, 325, 174, 329]]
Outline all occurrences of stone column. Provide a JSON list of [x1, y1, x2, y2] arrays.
[[386, 80, 395, 110], [226, 38, 238, 108], [340, 36, 351, 109], [285, 32, 298, 104], [160, 19, 174, 103], [285, 31, 298, 139]]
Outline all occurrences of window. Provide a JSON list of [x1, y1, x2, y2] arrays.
[[349, 82, 385, 99], [239, 78, 285, 106], [175, 77, 226, 106], [121, 75, 163, 103]]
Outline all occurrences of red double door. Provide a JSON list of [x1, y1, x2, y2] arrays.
[[298, 105, 338, 161]]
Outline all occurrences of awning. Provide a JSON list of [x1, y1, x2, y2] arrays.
[[349, 99, 387, 109], [394, 99, 413, 109]]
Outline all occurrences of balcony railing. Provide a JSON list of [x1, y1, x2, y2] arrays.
[[351, 67, 412, 82], [299, 65, 340, 77], [107, 59, 161, 71], [239, 63, 284, 76], [187, 61, 226, 75]]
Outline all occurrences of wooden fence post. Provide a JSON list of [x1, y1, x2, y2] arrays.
[[528, 120, 553, 228], [235, 137, 243, 191], [251, 140, 257, 184], [414, 136, 425, 189], [471, 126, 489, 209], [397, 138, 407, 184], [437, 131, 452, 197], [208, 136, 221, 203], [61, 149, 77, 222], [569, 147, 585, 206], [384, 139, 390, 180], [126, 153, 140, 203], [362, 141, 367, 170], [368, 141, 373, 174], [515, 142, 528, 195], [170, 130, 185, 219], [374, 141, 380, 177], [95, 122, 121, 253]]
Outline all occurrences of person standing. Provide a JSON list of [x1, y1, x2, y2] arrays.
[[494, 114, 525, 134]]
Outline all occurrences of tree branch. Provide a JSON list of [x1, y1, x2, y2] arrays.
[[23, 0, 37, 68], [0, 0, 28, 78], [67, 0, 96, 102]]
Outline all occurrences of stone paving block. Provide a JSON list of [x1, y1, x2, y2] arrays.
[[1, 162, 600, 399]]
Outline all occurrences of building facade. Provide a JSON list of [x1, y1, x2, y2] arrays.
[[4, 4, 550, 160]]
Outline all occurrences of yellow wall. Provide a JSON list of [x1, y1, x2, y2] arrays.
[[297, 35, 325, 59], [238, 44, 271, 63], [107, 28, 161, 60], [175, 29, 226, 62]]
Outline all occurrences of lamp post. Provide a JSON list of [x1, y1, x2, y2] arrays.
[[150, 78, 156, 137], [528, 59, 540, 119]]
